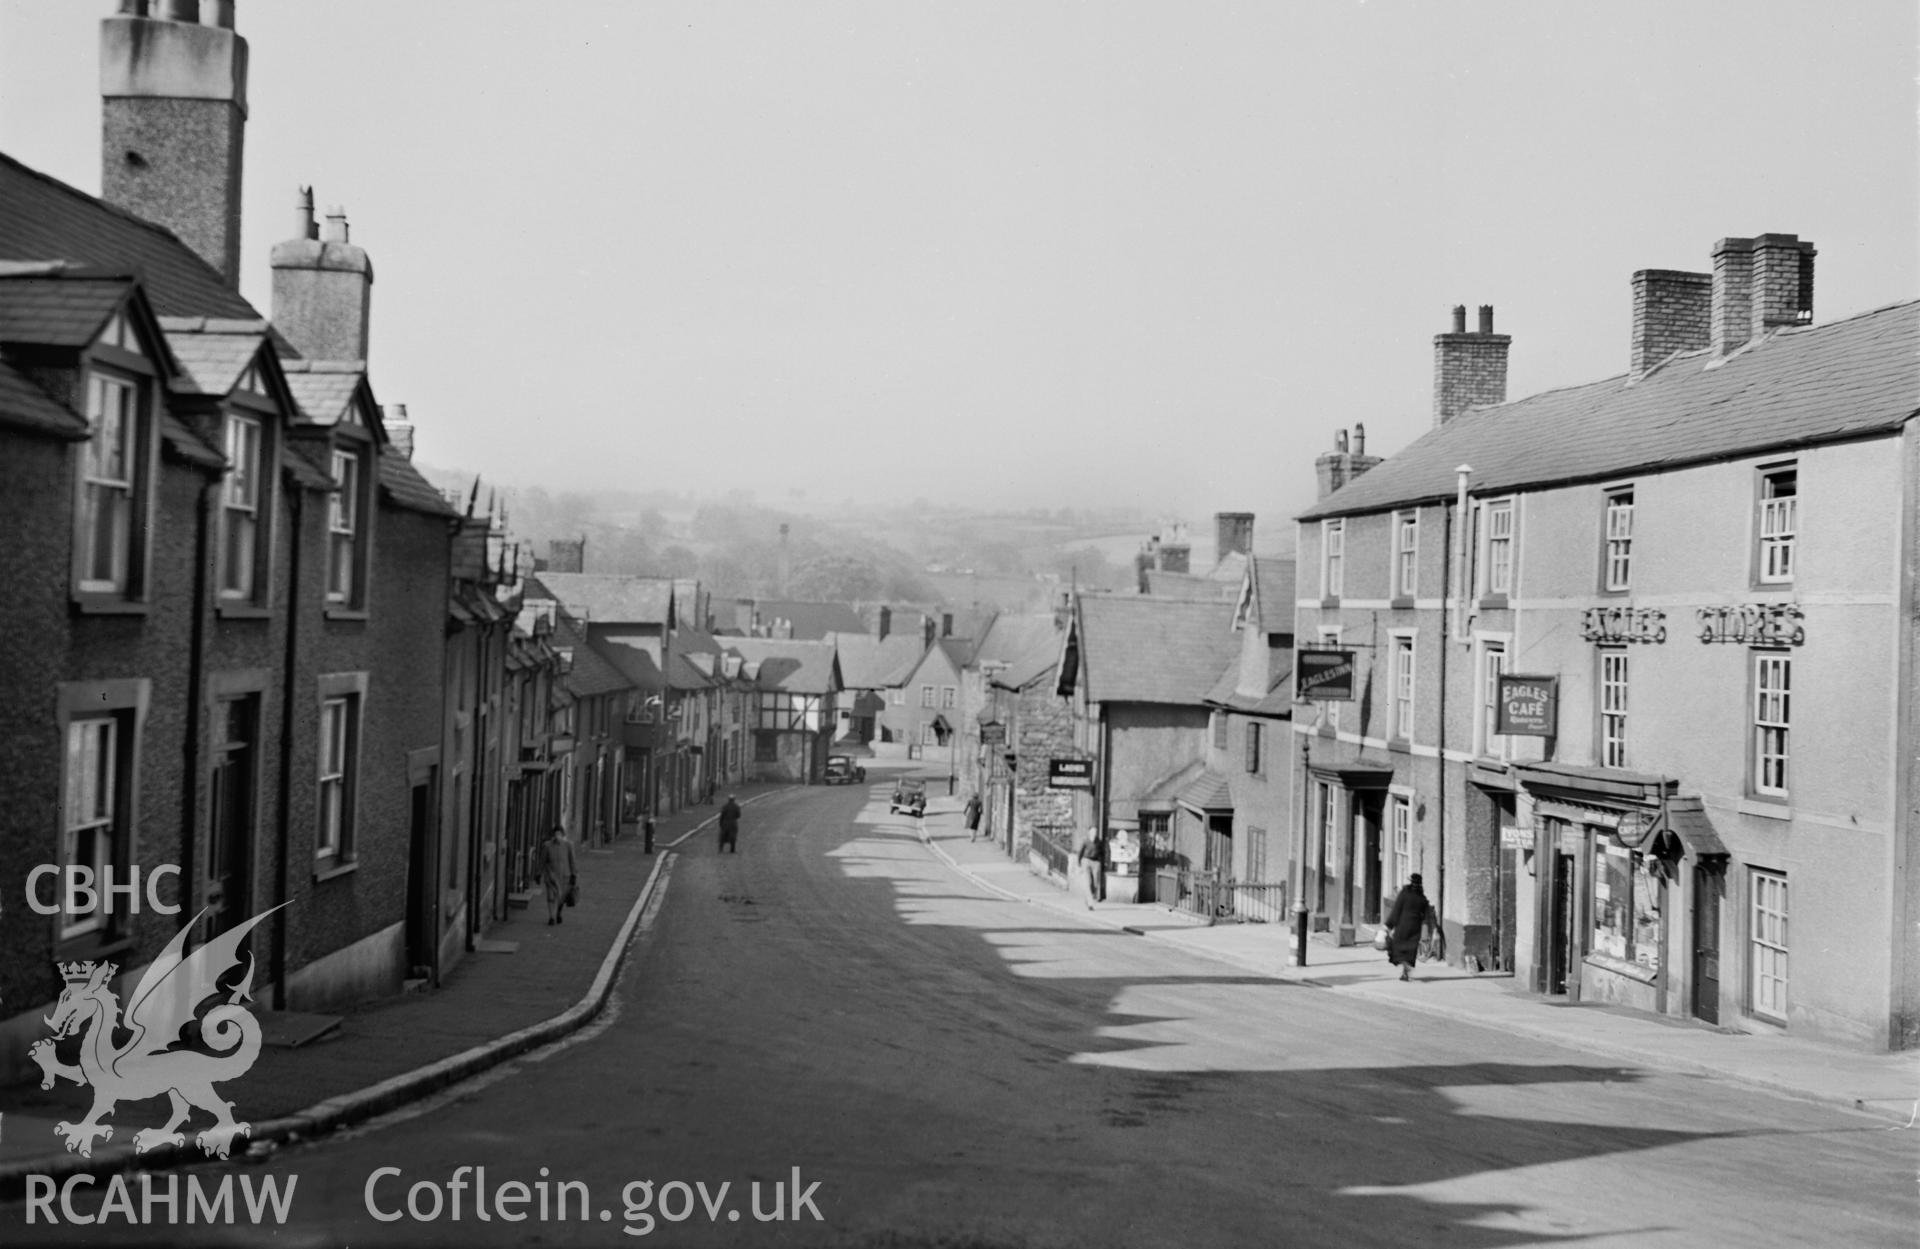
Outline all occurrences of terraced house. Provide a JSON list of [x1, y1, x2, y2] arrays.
[[1295, 234, 1920, 1050], [0, 2, 463, 1077]]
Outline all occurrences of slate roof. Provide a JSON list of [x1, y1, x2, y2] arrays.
[[667, 651, 713, 691], [1072, 596, 1240, 705], [530, 573, 676, 626], [1252, 558, 1297, 628], [0, 358, 87, 439], [591, 639, 665, 693], [161, 319, 270, 396], [970, 614, 1061, 668], [752, 599, 867, 640], [0, 153, 258, 320], [559, 628, 634, 700], [1177, 768, 1235, 813], [0, 273, 130, 347], [991, 627, 1064, 691], [1300, 300, 1920, 520], [724, 637, 841, 695], [379, 448, 458, 517], [281, 360, 367, 426], [160, 414, 225, 468], [829, 632, 925, 689], [1203, 653, 1294, 716]]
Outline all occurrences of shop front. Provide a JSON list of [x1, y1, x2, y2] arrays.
[[1514, 763, 1727, 1020]]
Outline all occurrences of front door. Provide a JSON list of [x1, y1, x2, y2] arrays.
[[1356, 793, 1384, 923], [205, 695, 257, 938], [1205, 815, 1234, 917], [406, 774, 436, 978], [1692, 865, 1721, 1024], [1548, 850, 1575, 995]]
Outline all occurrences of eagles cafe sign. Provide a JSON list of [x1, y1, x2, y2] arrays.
[[1496, 674, 1558, 737]]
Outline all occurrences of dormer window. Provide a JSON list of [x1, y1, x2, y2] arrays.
[[74, 351, 157, 607]]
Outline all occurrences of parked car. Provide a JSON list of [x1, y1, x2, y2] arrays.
[[889, 777, 926, 816], [824, 755, 866, 785]]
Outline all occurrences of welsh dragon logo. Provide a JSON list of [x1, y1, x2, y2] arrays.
[[28, 905, 283, 1160]]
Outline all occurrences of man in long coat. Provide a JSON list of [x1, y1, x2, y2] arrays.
[[718, 795, 742, 853]]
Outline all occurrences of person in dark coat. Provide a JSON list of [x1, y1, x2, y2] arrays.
[[963, 794, 983, 840], [718, 795, 742, 853], [1383, 873, 1437, 980], [542, 825, 577, 926]]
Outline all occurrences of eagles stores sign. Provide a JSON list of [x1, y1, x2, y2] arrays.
[[1496, 674, 1559, 737], [1295, 649, 1356, 701]]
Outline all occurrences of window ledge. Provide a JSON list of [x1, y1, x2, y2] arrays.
[[216, 603, 271, 620], [314, 859, 359, 883], [72, 595, 150, 617], [1583, 952, 1660, 985], [324, 607, 369, 623], [1476, 595, 1511, 611], [1386, 737, 1412, 755], [1315, 723, 1337, 739], [1736, 796, 1793, 821], [1319, 597, 1342, 610], [1389, 597, 1415, 611]]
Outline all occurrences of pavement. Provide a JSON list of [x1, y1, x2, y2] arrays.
[[916, 796, 1920, 1130], [0, 785, 789, 1199], [4, 778, 1911, 1202]]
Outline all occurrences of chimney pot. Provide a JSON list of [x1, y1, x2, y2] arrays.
[[1335, 428, 1349, 453], [295, 186, 315, 241], [324, 206, 349, 244], [1352, 423, 1366, 456], [1478, 305, 1494, 334], [118, 1, 150, 15], [161, 0, 197, 20], [1451, 305, 1467, 334], [209, 0, 234, 28]]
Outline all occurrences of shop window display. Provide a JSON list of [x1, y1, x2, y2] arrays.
[[1592, 838, 1660, 973]]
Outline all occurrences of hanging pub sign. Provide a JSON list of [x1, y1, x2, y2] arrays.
[[1295, 649, 1356, 701], [1048, 758, 1094, 790], [979, 720, 1006, 747], [1495, 674, 1559, 737]]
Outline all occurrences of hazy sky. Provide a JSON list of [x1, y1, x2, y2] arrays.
[[2, 1, 1914, 529]]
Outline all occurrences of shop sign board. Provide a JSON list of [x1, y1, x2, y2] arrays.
[[1296, 649, 1356, 701], [1495, 675, 1558, 737], [979, 721, 1006, 746], [1696, 603, 1805, 646], [1048, 758, 1094, 790], [1500, 825, 1532, 848]]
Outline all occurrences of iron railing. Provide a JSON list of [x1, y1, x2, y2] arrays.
[[1230, 882, 1292, 924], [1153, 872, 1293, 923], [1031, 826, 1072, 878]]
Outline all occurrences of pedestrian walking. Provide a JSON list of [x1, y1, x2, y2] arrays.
[[1075, 826, 1103, 909], [963, 793, 983, 840], [542, 825, 577, 926], [1383, 872, 1438, 980], [718, 794, 742, 853]]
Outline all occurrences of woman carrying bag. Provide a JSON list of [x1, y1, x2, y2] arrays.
[[1382, 873, 1439, 981]]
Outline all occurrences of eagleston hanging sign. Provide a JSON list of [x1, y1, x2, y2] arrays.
[[1495, 674, 1559, 737], [1295, 649, 1356, 701]]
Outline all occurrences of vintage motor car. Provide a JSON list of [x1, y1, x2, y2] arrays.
[[888, 777, 927, 816], [824, 755, 866, 785]]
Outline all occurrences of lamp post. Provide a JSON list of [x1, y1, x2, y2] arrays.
[[1295, 738, 1310, 967]]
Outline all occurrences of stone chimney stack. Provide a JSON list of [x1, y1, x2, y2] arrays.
[[101, 0, 250, 287], [271, 189, 374, 361], [941, 612, 954, 638], [1315, 428, 1384, 500], [1158, 524, 1190, 575], [1215, 512, 1254, 560], [1432, 304, 1510, 425], [383, 402, 414, 460], [1630, 270, 1711, 378], [877, 605, 891, 640]]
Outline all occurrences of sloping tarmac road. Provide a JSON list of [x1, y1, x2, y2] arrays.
[[6, 776, 1915, 1247]]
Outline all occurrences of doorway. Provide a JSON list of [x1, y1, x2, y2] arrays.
[[1692, 865, 1721, 1024], [406, 773, 436, 979], [205, 695, 257, 939], [1354, 792, 1384, 923], [1548, 849, 1575, 995]]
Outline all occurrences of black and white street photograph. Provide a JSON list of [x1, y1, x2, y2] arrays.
[[0, 2, 1916, 1245]]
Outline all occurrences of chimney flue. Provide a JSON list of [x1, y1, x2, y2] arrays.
[[324, 205, 349, 244], [1352, 423, 1366, 456], [295, 186, 315, 241], [1433, 303, 1511, 426]]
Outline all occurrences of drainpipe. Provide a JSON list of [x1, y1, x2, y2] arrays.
[[1294, 737, 1310, 967], [182, 476, 217, 943], [272, 487, 304, 1008], [1451, 465, 1473, 643]]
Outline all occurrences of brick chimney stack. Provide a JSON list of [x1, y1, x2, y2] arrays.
[[1432, 304, 1510, 426], [101, 0, 250, 287], [1710, 233, 1814, 358], [383, 402, 414, 459], [271, 188, 374, 361], [1630, 270, 1711, 378], [1315, 427, 1383, 500], [1215, 512, 1255, 560]]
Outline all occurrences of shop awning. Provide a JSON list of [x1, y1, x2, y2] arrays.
[[1175, 768, 1235, 815], [1643, 796, 1729, 860]]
